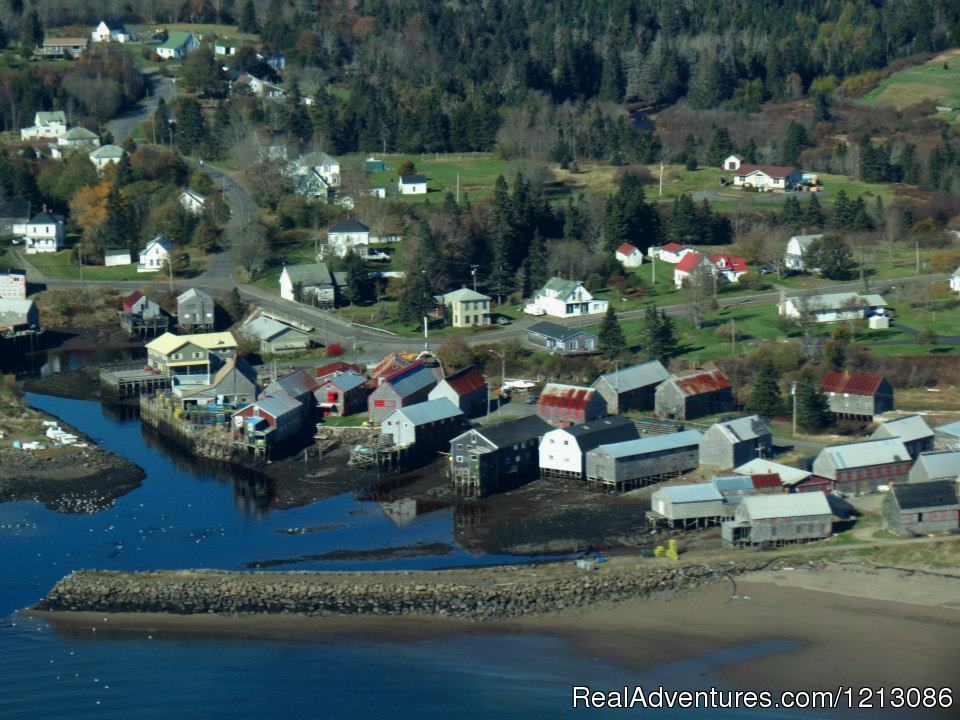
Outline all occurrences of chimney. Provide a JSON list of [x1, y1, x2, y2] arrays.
[[42, 203, 48, 213]]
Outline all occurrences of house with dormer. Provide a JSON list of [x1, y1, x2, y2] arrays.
[[523, 277, 608, 318]]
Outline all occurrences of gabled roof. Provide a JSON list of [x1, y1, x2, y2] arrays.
[[594, 359, 669, 393], [399, 174, 427, 183], [209, 356, 257, 390], [659, 243, 692, 253], [28, 212, 61, 225], [712, 475, 755, 494], [89, 144, 125, 159], [548, 416, 638, 451], [725, 154, 743, 161], [159, 31, 195, 50], [541, 277, 584, 298], [734, 459, 810, 486], [872, 414, 933, 444], [382, 361, 437, 398], [121, 290, 144, 312], [787, 234, 823, 250], [100, 20, 129, 31], [911, 451, 960, 481], [750, 474, 782, 489], [35, 111, 66, 125], [371, 352, 412, 378], [387, 397, 462, 426], [316, 360, 363, 379], [439, 365, 487, 397], [539, 383, 599, 411], [818, 438, 910, 470], [146, 331, 237, 355], [668, 368, 731, 397], [616, 242, 639, 255], [708, 253, 748, 273], [241, 315, 306, 342], [734, 164, 799, 179], [789, 291, 887, 311], [527, 320, 595, 342], [0, 298, 36, 325], [318, 371, 366, 392], [442, 288, 490, 302], [742, 491, 831, 519], [891, 480, 958, 510], [264, 369, 316, 402], [710, 415, 771, 444], [821, 371, 886, 396], [63, 127, 98, 141], [142, 234, 174, 253], [328, 219, 369, 234], [282, 263, 334, 286], [656, 483, 723, 503], [176, 287, 212, 304], [594, 429, 701, 459], [935, 420, 960, 437], [104, 248, 129, 258], [468, 415, 552, 449], [241, 392, 301, 419], [675, 252, 705, 273], [180, 188, 205, 202]]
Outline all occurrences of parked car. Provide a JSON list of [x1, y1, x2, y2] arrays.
[[524, 395, 539, 405], [495, 316, 511, 325]]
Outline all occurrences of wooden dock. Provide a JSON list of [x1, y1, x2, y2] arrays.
[[101, 365, 171, 399]]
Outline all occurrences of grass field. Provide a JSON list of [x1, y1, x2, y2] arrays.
[[363, 153, 522, 202], [26, 249, 203, 281], [129, 23, 260, 43], [864, 48, 960, 112]]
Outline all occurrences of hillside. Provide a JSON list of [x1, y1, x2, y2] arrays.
[[865, 48, 960, 114]]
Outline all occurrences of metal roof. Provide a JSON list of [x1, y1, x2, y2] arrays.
[[442, 288, 490, 302], [539, 383, 598, 411], [734, 164, 799, 178], [935, 420, 960, 438], [264, 369, 316, 401], [316, 360, 363, 379], [872, 414, 933, 443], [675, 251, 705, 273], [159, 30, 195, 49], [669, 368, 731, 397], [243, 392, 301, 419], [594, 359, 669, 393], [527, 320, 595, 342], [470, 415, 552, 449], [384, 362, 438, 398], [439, 365, 487, 397], [177, 287, 212, 304], [241, 315, 305, 342], [593, 429, 702, 459], [541, 277, 584, 299], [616, 243, 639, 255], [63, 127, 98, 141], [387, 398, 462, 425], [282, 263, 334, 286], [146, 331, 237, 355], [892, 480, 958, 510], [142, 234, 174, 253], [734, 459, 811, 486], [319, 371, 365, 392], [0, 298, 35, 324], [710, 415, 771, 443], [90, 144, 125, 159], [788, 234, 823, 249], [742, 491, 831, 520], [399, 174, 427, 183], [819, 438, 910, 469], [712, 475, 755, 494], [822, 371, 886, 396], [656, 484, 723, 503], [546, 416, 639, 452], [35, 111, 66, 125], [794, 291, 887, 312], [328, 219, 369, 233], [912, 451, 960, 480]]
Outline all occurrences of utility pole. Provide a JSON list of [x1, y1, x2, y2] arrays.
[[659, 160, 664, 198], [488, 349, 505, 420], [651, 255, 656, 285], [471, 265, 478, 292], [423, 315, 429, 351], [791, 381, 798, 437], [168, 255, 174, 295], [77, 243, 84, 289], [730, 318, 735, 354], [916, 241, 920, 273], [456, 173, 460, 204]]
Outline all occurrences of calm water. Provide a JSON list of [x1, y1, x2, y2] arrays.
[[0, 395, 878, 719]]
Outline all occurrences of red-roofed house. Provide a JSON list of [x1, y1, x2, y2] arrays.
[[428, 365, 489, 417], [121, 290, 144, 313], [732, 164, 802, 191], [674, 252, 749, 288], [367, 361, 439, 423], [708, 253, 749, 282], [673, 251, 711, 287], [821, 371, 894, 418], [537, 383, 608, 428], [371, 351, 413, 386], [315, 360, 363, 381], [655, 368, 733, 420], [615, 242, 643, 268], [651, 243, 696, 264]]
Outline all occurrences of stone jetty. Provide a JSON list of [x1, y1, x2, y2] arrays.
[[35, 559, 781, 621]]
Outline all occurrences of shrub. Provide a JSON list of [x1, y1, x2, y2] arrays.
[[327, 343, 344, 356]]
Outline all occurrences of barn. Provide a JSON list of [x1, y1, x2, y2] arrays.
[[584, 429, 702, 492], [537, 383, 608, 427], [647, 484, 728, 529], [883, 480, 959, 535], [722, 492, 833, 548], [654, 368, 732, 421], [539, 416, 639, 480]]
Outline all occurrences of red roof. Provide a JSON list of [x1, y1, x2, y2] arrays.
[[538, 384, 596, 411], [735, 164, 798, 179], [708, 254, 748, 273], [675, 252, 703, 273], [121, 290, 143, 313], [750, 474, 782, 490], [673, 369, 731, 397], [443, 365, 487, 396], [660, 243, 691, 254], [316, 360, 362, 379], [372, 352, 412, 379], [616, 242, 639, 255], [821, 371, 885, 396]]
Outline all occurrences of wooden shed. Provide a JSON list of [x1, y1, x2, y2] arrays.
[[698, 415, 772, 470], [871, 414, 934, 458], [908, 451, 960, 484], [883, 480, 959, 535], [654, 368, 732, 421], [537, 383, 608, 427], [647, 483, 727, 529], [812, 438, 912, 495], [450, 415, 551, 497], [591, 359, 669, 413], [584, 429, 701, 492], [722, 492, 833, 548], [821, 371, 894, 418]]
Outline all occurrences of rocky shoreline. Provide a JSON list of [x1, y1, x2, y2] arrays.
[[32, 558, 782, 621]]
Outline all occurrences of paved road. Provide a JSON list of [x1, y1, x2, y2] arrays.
[[107, 74, 175, 144]]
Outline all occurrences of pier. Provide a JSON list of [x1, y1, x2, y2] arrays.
[[101, 365, 172, 399]]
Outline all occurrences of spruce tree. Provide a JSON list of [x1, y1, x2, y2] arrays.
[[598, 306, 626, 358], [795, 369, 831, 432], [526, 230, 548, 291], [831, 189, 853, 229], [239, 0, 260, 33], [486, 234, 514, 304], [113, 153, 133, 187], [705, 127, 733, 167], [746, 359, 785, 417], [598, 43, 625, 102], [24, 9, 42, 47], [398, 270, 434, 325], [805, 194, 824, 227], [640, 306, 677, 363]]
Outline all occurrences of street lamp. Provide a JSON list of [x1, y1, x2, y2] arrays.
[[488, 349, 505, 421]]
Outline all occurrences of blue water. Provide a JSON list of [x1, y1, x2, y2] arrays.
[[0, 395, 885, 718]]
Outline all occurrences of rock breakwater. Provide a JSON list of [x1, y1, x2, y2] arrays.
[[35, 559, 781, 621]]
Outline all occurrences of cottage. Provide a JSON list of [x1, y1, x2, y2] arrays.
[[20, 111, 68, 140], [138, 235, 174, 273], [314, 371, 367, 417], [537, 383, 607, 428], [89, 144, 125, 170], [0, 269, 27, 299], [287, 152, 340, 187], [104, 248, 131, 267], [699, 415, 772, 470], [174, 356, 258, 407], [14, 211, 64, 254], [38, 38, 89, 58], [591, 359, 669, 413], [316, 360, 363, 382], [232, 393, 303, 450], [821, 371, 894, 418], [883, 480, 959, 535], [585, 430, 702, 491], [712, 474, 783, 505], [398, 174, 427, 195], [156, 31, 199, 59], [523, 278, 608, 318], [784, 234, 823, 271], [647, 484, 727, 529], [57, 127, 100, 151], [428, 365, 488, 418], [263, 369, 316, 411], [145, 331, 238, 382], [178, 189, 206, 215], [709, 253, 748, 283], [371, 352, 413, 385], [380, 398, 465, 453], [292, 169, 331, 198], [934, 420, 960, 450], [279, 263, 338, 306], [649, 243, 695, 264], [234, 73, 285, 100], [367, 361, 439, 423], [439, 288, 491, 328], [538, 416, 639, 480], [176, 288, 215, 333], [908, 451, 960, 484], [779, 291, 889, 324], [326, 219, 370, 258], [0, 199, 31, 235], [812, 438, 912, 495], [732, 164, 802, 191], [951, 265, 960, 295], [722, 154, 743, 171], [240, 315, 310, 354], [673, 252, 747, 288], [92, 20, 131, 43], [872, 414, 934, 458], [0, 298, 40, 335], [121, 290, 163, 318], [214, 43, 236, 57], [734, 459, 812, 491], [655, 368, 732, 421], [449, 415, 552, 497], [615, 242, 643, 268], [722, 492, 833, 548], [526, 321, 598, 355]]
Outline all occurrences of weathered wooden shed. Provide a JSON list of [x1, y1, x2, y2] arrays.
[[177, 287, 215, 332], [871, 414, 934, 458], [883, 480, 959, 535], [450, 415, 551, 497], [647, 483, 727, 529], [698, 415, 772, 470], [368, 362, 439, 423], [821, 371, 894, 418], [428, 365, 488, 418], [539, 416, 639, 480], [722, 492, 833, 548], [654, 368, 732, 421], [537, 383, 608, 427], [591, 359, 669, 413], [812, 438, 912, 495], [585, 429, 701, 492], [908, 450, 960, 484], [380, 398, 465, 454]]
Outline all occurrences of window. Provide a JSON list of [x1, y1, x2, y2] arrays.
[[455, 455, 463, 462]]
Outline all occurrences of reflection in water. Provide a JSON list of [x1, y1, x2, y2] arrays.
[[9, 346, 145, 378], [100, 401, 141, 423]]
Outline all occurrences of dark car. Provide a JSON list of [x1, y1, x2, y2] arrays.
[[524, 395, 539, 405]]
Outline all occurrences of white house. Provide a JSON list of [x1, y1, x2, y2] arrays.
[[0, 269, 27, 299], [138, 235, 174, 273], [214, 43, 237, 57], [524, 277, 608, 318], [398, 174, 427, 195], [234, 73, 285, 100], [89, 144, 126, 170], [723, 154, 743, 171], [649, 243, 696, 264], [674, 252, 748, 288], [156, 31, 199, 59], [779, 291, 889, 323], [785, 234, 823, 271], [178, 189, 206, 215], [58, 127, 100, 152], [950, 265, 960, 295], [287, 152, 341, 187], [673, 252, 716, 288], [326, 219, 370, 258], [91, 20, 131, 43], [14, 211, 64, 254], [732, 164, 802, 191], [20, 111, 68, 140], [104, 248, 131, 267], [615, 242, 643, 268]]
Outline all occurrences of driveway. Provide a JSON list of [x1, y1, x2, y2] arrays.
[[107, 74, 175, 144]]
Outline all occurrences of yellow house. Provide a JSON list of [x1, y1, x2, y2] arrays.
[[146, 332, 238, 383], [441, 288, 491, 327]]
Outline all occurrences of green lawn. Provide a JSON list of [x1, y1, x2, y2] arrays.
[[362, 153, 521, 202], [130, 23, 260, 43], [864, 48, 960, 111], [27, 249, 202, 281]]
